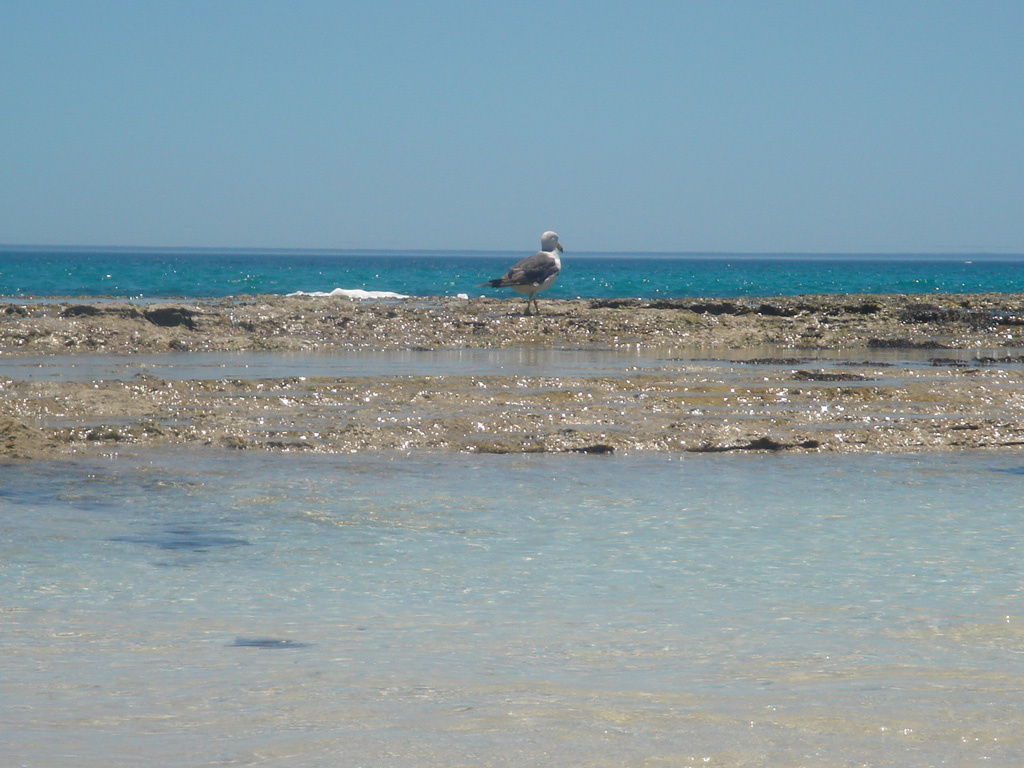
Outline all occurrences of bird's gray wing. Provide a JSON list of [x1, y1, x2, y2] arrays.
[[501, 252, 559, 286]]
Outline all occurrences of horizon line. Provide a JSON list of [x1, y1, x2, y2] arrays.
[[2, 243, 1023, 259]]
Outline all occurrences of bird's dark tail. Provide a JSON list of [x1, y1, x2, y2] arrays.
[[480, 278, 503, 288]]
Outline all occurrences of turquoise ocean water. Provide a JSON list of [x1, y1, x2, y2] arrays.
[[4, 247, 1024, 766], [2, 246, 1024, 298]]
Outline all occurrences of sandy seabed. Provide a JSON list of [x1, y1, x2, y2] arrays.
[[3, 293, 1024, 459]]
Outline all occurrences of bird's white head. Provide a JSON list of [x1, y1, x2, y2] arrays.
[[541, 231, 563, 253]]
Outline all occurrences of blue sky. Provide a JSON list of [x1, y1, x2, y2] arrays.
[[2, 1, 1022, 253]]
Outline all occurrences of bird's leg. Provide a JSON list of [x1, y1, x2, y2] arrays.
[[524, 296, 533, 316]]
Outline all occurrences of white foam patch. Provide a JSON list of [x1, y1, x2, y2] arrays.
[[287, 288, 409, 300]]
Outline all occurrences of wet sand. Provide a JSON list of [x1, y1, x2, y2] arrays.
[[3, 293, 1024, 458]]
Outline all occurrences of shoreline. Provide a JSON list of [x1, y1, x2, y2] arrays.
[[4, 293, 1024, 459]]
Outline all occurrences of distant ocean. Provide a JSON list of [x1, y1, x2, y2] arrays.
[[2, 246, 1023, 299]]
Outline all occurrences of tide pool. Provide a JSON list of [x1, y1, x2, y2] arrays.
[[3, 449, 1024, 766]]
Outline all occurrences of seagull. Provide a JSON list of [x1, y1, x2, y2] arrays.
[[481, 231, 563, 315]]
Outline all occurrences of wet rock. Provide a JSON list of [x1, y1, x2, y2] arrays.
[[899, 304, 969, 323], [468, 439, 546, 454], [86, 427, 125, 441], [0, 418, 50, 458], [688, 436, 821, 453], [975, 355, 1024, 365], [62, 304, 142, 320], [842, 301, 882, 315], [988, 312, 1024, 326], [792, 370, 871, 382], [867, 338, 948, 349], [686, 300, 750, 315], [62, 304, 104, 318], [589, 298, 642, 309], [145, 306, 198, 330], [262, 439, 315, 451], [567, 444, 616, 454], [744, 358, 809, 365], [755, 303, 801, 317]]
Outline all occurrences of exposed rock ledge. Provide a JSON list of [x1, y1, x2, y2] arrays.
[[3, 293, 1024, 458]]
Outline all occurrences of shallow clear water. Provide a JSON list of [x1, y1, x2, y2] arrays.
[[3, 346, 1019, 384], [0, 348, 697, 382], [3, 449, 1024, 766]]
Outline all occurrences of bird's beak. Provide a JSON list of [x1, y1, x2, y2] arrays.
[[557, 243, 564, 252]]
